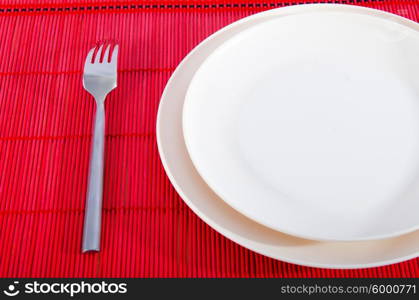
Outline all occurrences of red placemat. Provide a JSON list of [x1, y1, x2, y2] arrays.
[[0, 0, 418, 278]]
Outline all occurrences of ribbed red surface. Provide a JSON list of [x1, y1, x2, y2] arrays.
[[0, 0, 418, 278]]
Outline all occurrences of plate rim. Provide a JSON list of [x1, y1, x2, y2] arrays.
[[156, 3, 419, 268]]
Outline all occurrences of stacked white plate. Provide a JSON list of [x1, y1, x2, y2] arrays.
[[157, 4, 419, 268]]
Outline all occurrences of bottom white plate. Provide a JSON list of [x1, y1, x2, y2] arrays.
[[156, 4, 419, 268]]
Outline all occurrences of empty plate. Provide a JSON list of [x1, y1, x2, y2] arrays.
[[183, 8, 419, 241]]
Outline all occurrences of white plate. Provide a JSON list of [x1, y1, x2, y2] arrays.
[[183, 6, 419, 241], [157, 4, 419, 268]]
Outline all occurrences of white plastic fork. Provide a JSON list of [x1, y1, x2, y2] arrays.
[[82, 43, 118, 252]]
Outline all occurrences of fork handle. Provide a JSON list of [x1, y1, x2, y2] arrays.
[[83, 102, 105, 252]]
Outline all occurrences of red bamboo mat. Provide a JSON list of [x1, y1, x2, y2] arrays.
[[0, 0, 418, 278]]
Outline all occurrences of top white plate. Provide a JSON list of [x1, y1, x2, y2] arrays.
[[183, 8, 419, 241]]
